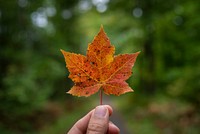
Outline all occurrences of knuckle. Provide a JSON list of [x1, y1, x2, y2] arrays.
[[87, 122, 106, 133]]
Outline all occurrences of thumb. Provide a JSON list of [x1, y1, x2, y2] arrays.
[[87, 105, 109, 134]]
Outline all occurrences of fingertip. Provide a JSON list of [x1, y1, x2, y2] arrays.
[[108, 122, 120, 134], [100, 105, 113, 116]]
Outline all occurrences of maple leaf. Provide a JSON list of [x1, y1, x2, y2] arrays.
[[61, 26, 140, 97]]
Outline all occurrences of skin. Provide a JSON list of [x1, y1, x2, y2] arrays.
[[68, 105, 120, 134]]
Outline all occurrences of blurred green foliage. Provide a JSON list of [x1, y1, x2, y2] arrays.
[[0, 0, 200, 133]]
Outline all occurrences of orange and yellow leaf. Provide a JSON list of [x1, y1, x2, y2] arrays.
[[61, 26, 140, 97]]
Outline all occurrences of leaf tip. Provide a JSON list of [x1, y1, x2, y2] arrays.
[[134, 51, 141, 57], [100, 24, 105, 33], [60, 49, 65, 54]]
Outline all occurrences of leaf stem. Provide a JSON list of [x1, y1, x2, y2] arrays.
[[100, 89, 103, 105]]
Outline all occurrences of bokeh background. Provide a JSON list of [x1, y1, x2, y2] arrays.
[[0, 0, 200, 133]]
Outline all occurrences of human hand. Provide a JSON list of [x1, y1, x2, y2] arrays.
[[68, 105, 120, 134]]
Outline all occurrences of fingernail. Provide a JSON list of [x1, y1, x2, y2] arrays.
[[94, 106, 107, 117]]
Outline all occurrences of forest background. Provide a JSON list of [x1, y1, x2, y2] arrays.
[[0, 0, 200, 133]]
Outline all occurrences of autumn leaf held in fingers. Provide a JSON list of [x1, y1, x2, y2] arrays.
[[61, 26, 140, 97]]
